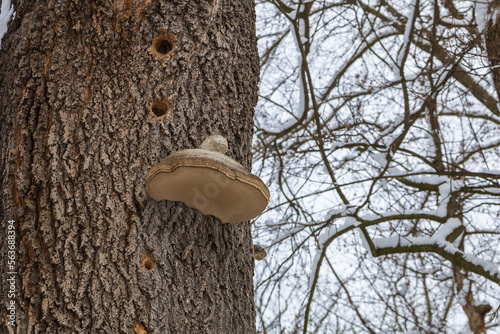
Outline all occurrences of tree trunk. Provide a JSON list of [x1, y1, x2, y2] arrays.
[[486, 3, 500, 105], [0, 0, 259, 333]]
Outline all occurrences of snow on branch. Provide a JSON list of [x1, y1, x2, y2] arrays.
[[261, 1, 313, 135], [0, 0, 15, 50], [476, 0, 500, 33], [370, 218, 500, 285], [395, 0, 419, 74]]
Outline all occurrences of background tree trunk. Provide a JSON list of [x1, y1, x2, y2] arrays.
[[0, 0, 259, 333]]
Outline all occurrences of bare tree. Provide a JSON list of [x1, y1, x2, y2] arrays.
[[254, 0, 500, 333]]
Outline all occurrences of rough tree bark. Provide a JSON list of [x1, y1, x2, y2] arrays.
[[0, 0, 259, 333], [486, 2, 500, 104]]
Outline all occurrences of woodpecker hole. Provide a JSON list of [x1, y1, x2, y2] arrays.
[[134, 322, 148, 334], [141, 254, 156, 271], [156, 39, 171, 54], [151, 35, 174, 56], [150, 100, 170, 117]]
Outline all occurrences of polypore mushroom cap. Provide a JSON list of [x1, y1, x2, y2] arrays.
[[146, 135, 270, 223]]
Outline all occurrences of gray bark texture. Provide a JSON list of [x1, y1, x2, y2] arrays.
[[0, 0, 259, 333]]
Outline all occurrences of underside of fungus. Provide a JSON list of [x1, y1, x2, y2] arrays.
[[146, 135, 270, 223]]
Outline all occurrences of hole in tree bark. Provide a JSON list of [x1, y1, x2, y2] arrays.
[[151, 35, 174, 57], [144, 261, 153, 270], [134, 322, 148, 334], [150, 100, 170, 117], [156, 39, 171, 54], [141, 254, 156, 271]]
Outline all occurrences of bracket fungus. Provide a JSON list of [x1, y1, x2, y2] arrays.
[[146, 135, 270, 223], [253, 244, 267, 261]]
